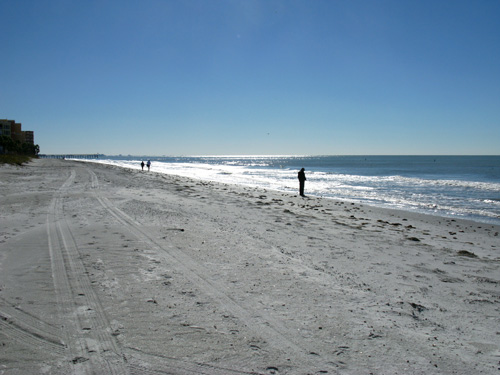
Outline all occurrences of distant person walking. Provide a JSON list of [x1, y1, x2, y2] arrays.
[[141, 161, 145, 171], [147, 160, 151, 171], [298, 168, 306, 197]]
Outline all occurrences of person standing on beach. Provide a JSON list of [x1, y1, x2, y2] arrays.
[[147, 160, 151, 171], [298, 168, 306, 197], [141, 161, 145, 171]]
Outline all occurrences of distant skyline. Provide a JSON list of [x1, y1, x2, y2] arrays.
[[1, 0, 499, 155]]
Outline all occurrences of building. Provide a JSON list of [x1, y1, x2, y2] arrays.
[[0, 119, 35, 154], [0, 119, 35, 144], [11, 122, 23, 142], [24, 131, 34, 144], [0, 119, 14, 137]]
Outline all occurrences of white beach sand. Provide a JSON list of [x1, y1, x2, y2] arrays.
[[1, 158, 499, 374]]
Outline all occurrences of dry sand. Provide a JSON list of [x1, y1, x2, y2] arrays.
[[1, 158, 499, 374]]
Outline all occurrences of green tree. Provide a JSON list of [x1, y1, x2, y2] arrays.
[[0, 135, 16, 153], [0, 136, 40, 155]]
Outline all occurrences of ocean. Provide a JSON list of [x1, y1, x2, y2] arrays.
[[83, 155, 500, 225]]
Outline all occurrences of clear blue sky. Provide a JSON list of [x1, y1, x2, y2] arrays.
[[1, 0, 499, 155]]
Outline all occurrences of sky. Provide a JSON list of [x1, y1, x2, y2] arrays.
[[1, 0, 499, 156]]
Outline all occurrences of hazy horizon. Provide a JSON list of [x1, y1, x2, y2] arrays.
[[56, 153, 500, 158]]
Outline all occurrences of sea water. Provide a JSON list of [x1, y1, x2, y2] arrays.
[[82, 155, 500, 225]]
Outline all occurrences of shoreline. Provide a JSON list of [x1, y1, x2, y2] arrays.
[[1, 158, 499, 374], [82, 158, 500, 228]]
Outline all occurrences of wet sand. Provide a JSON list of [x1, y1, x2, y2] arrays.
[[1, 158, 499, 374]]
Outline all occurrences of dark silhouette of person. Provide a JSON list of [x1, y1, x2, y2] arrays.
[[147, 160, 151, 171], [298, 168, 306, 196], [141, 161, 145, 171]]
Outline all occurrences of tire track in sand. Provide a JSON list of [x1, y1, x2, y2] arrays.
[[91, 166, 268, 375], [88, 168, 336, 374], [47, 167, 129, 374], [0, 297, 66, 355]]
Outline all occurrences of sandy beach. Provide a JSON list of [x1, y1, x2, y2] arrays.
[[1, 158, 499, 374]]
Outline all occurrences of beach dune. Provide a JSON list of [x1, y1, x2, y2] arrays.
[[1, 159, 499, 374]]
